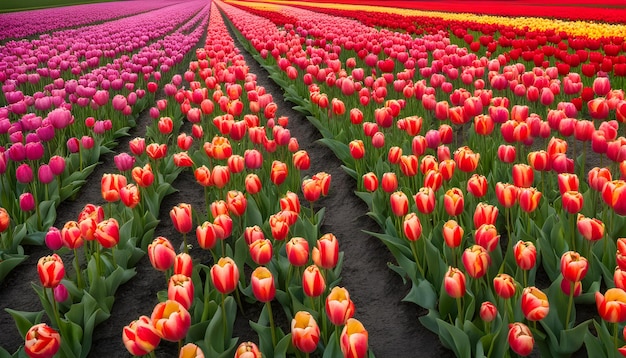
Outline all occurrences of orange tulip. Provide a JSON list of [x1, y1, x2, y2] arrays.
[[170, 203, 192, 234], [588, 167, 612, 192], [120, 184, 140, 209], [388, 146, 402, 165], [420, 155, 439, 175], [251, 266, 276, 302], [168, 274, 194, 310], [25, 323, 61, 358], [132, 164, 154, 187], [442, 219, 463, 248], [473, 202, 499, 228], [325, 286, 355, 326], [474, 114, 494, 135], [513, 240, 537, 271], [512, 164, 534, 188], [302, 264, 326, 297], [561, 251, 589, 283], [462, 244, 490, 279], [196, 221, 218, 250], [151, 300, 191, 342], [291, 311, 320, 354], [37, 254, 65, 288], [148, 237, 176, 272], [179, 343, 204, 358], [61, 220, 83, 249], [521, 286, 549, 321], [78, 217, 97, 242], [312, 233, 339, 269], [245, 173, 262, 195], [495, 182, 518, 208], [390, 191, 409, 217], [562, 191, 583, 214], [444, 266, 466, 298], [403, 213, 422, 241], [596, 288, 626, 323], [211, 257, 239, 295], [194, 165, 212, 187], [0, 208, 9, 233], [424, 169, 443, 192], [211, 165, 230, 189], [617, 238, 626, 271], [577, 214, 605, 241], [466, 174, 488, 198], [227, 190, 247, 217], [508, 322, 534, 356], [249, 239, 273, 266], [243, 225, 264, 245], [439, 159, 456, 181], [362, 172, 378, 192], [340, 318, 369, 358], [399, 155, 418, 177], [414, 187, 436, 215], [312, 172, 331, 196], [94, 217, 120, 249], [381, 172, 398, 193], [269, 212, 290, 241], [286, 237, 309, 267], [280, 191, 301, 214], [270, 160, 288, 186], [475, 224, 500, 252], [122, 316, 160, 356], [349, 139, 365, 160], [557, 173, 579, 195], [146, 143, 167, 160], [444, 187, 464, 216], [174, 253, 192, 277], [101, 173, 126, 202], [234, 342, 261, 358], [454, 146, 480, 173], [302, 178, 322, 203], [493, 273, 516, 299], [518, 187, 542, 213], [547, 136, 568, 158], [527, 150, 550, 172]]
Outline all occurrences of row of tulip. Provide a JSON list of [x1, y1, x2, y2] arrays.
[[3, 1, 372, 357], [293, 0, 626, 24], [0, 0, 171, 41], [219, 1, 626, 356], [0, 2, 209, 283]]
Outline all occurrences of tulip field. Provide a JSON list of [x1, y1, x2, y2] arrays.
[[2, 0, 626, 357]]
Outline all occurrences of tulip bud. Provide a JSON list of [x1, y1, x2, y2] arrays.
[[521, 286, 549, 321], [513, 240, 537, 271], [168, 274, 194, 310], [302, 265, 325, 297], [326, 286, 355, 326], [37, 254, 65, 288], [340, 318, 369, 358], [234, 342, 261, 358], [151, 300, 191, 342], [211, 257, 239, 295], [508, 322, 534, 356], [291, 311, 320, 354], [251, 266, 276, 302], [25, 324, 61, 358], [444, 266, 466, 298], [480, 301, 498, 323], [286, 237, 309, 267], [148, 237, 176, 272]]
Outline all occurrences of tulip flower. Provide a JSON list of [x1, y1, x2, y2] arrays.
[[196, 221, 218, 251], [174, 253, 193, 278], [399, 155, 418, 177], [132, 164, 154, 188], [442, 219, 464, 249], [94, 217, 119, 249], [513, 240, 537, 272], [251, 266, 276, 302], [312, 233, 339, 270], [349, 139, 365, 160], [474, 224, 500, 252], [480, 301, 497, 323], [508, 322, 534, 356], [618, 238, 626, 271], [101, 173, 126, 202], [211, 257, 239, 295], [497, 145, 516, 163], [512, 164, 534, 188], [557, 173, 579, 195], [577, 214, 605, 241], [495, 182, 518, 208], [234, 342, 261, 358], [37, 254, 65, 289], [454, 146, 479, 172], [340, 318, 369, 358], [493, 273, 516, 299], [61, 221, 83, 249], [596, 288, 626, 323], [179, 343, 204, 358], [120, 184, 140, 209], [270, 160, 288, 186], [414, 187, 436, 215], [326, 286, 355, 326], [313, 172, 331, 196], [390, 191, 409, 217], [269, 212, 290, 241], [245, 174, 262, 195], [473, 202, 498, 229], [362, 172, 378, 192], [521, 286, 549, 321], [381, 172, 398, 193], [291, 311, 320, 354], [211, 165, 230, 189], [151, 300, 191, 342], [301, 263, 327, 299], [562, 191, 584, 214], [249, 239, 273, 266], [403, 213, 422, 242], [168, 274, 194, 310], [45, 227, 63, 251], [25, 323, 61, 358], [280, 191, 301, 214], [444, 266, 466, 299], [286, 237, 309, 267], [466, 174, 488, 198], [227, 190, 247, 217], [148, 237, 176, 272], [462, 245, 490, 279], [444, 187, 464, 217], [170, 203, 192, 235], [527, 151, 550, 172]]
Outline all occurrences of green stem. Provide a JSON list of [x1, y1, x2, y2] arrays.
[[267, 301, 277, 347], [569, 213, 576, 252], [456, 297, 464, 325], [565, 280, 574, 329], [73, 249, 84, 290], [201, 270, 211, 322], [615, 322, 619, 351], [222, 293, 227, 342], [48, 287, 62, 329], [410, 240, 426, 278], [235, 287, 244, 314], [182, 233, 188, 254]]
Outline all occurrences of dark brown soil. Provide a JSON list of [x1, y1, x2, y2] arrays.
[[0, 15, 447, 358]]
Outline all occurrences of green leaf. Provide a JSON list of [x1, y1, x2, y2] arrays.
[[402, 279, 437, 310], [5, 309, 44, 337], [435, 318, 471, 358], [0, 254, 28, 282], [322, 331, 342, 358]]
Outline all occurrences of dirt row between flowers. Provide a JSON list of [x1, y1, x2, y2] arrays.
[[0, 9, 451, 358]]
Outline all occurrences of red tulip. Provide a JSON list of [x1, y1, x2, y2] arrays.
[[101, 173, 126, 202], [403, 213, 422, 241], [390, 191, 409, 217], [466, 174, 488, 198], [519, 187, 542, 213], [340, 318, 369, 358], [270, 160, 288, 186], [61, 221, 83, 249], [291, 311, 320, 354], [37, 254, 65, 289], [473, 202, 499, 228], [381, 172, 398, 193], [442, 220, 463, 248], [234, 342, 261, 358], [211, 257, 239, 295], [475, 224, 500, 252], [132, 164, 154, 188], [302, 264, 325, 297], [561, 251, 589, 283], [508, 322, 534, 356], [151, 300, 191, 342], [94, 218, 119, 249], [444, 187, 464, 216], [286, 237, 309, 267], [454, 146, 479, 172], [245, 174, 262, 195], [512, 164, 534, 188], [577, 214, 604, 241], [326, 286, 355, 326], [444, 266, 466, 298], [148, 237, 176, 272], [480, 301, 497, 323], [168, 274, 194, 310], [362, 172, 378, 192], [557, 173, 579, 195], [122, 316, 160, 356], [25, 323, 61, 358], [462, 245, 490, 279], [312, 233, 339, 270], [521, 286, 549, 321], [497, 144, 516, 163], [249, 239, 273, 266], [596, 288, 626, 323], [251, 266, 276, 302], [495, 182, 518, 208], [414, 187, 436, 215], [493, 273, 516, 299]]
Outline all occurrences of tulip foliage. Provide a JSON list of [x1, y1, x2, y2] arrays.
[[220, 0, 626, 356]]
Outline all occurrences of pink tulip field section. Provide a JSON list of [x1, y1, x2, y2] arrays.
[[0, 0, 173, 41], [0, 0, 207, 91]]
